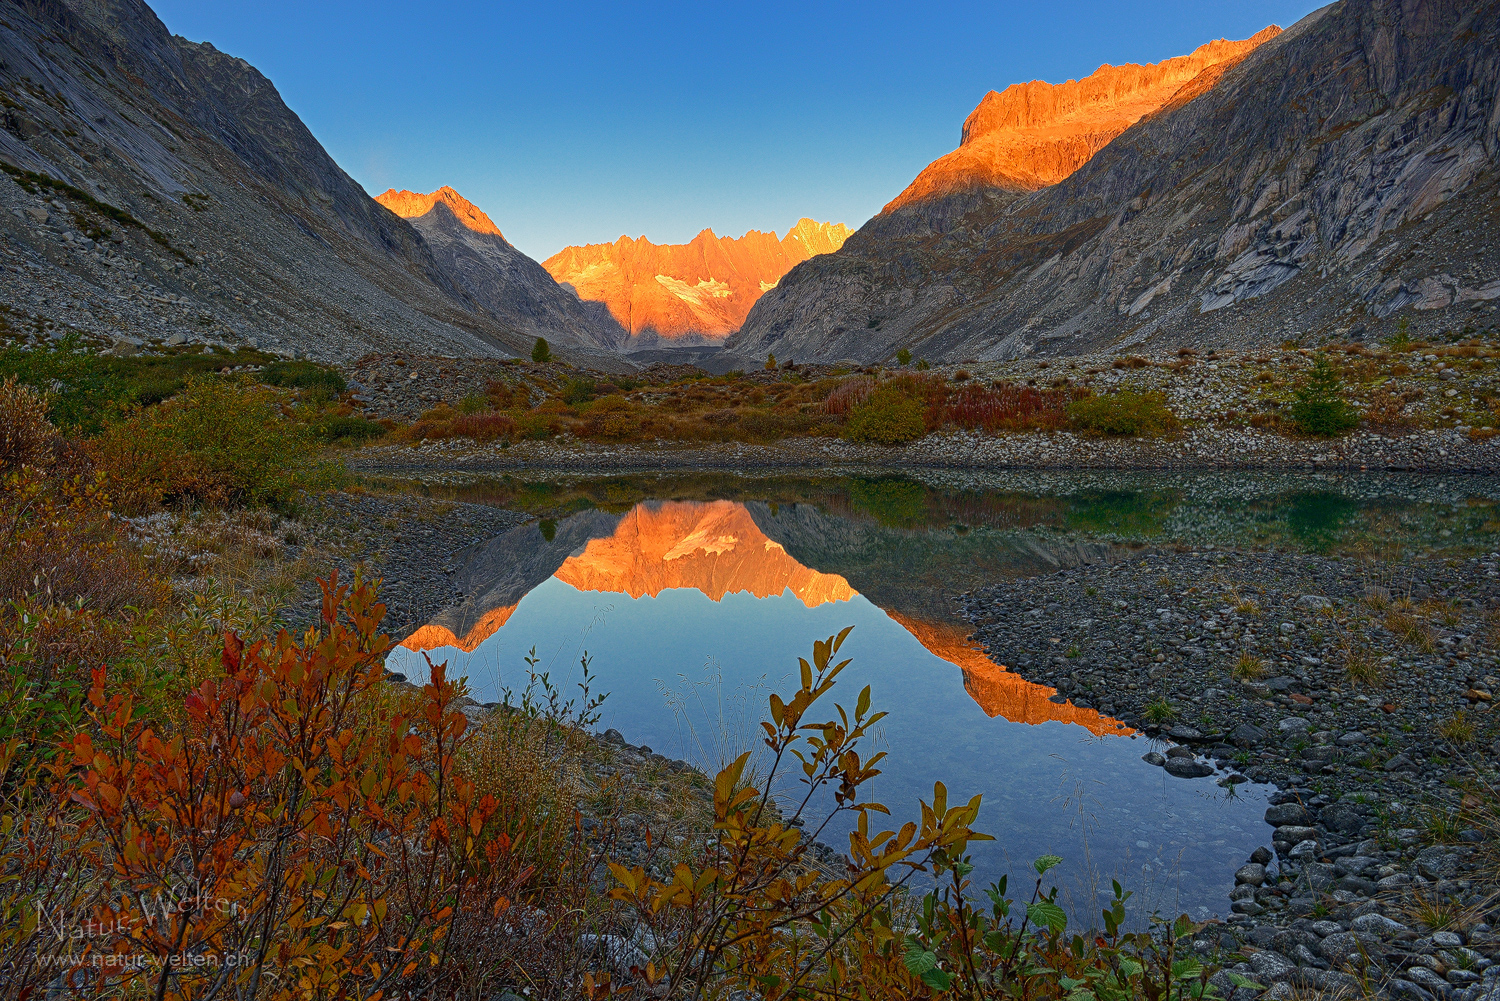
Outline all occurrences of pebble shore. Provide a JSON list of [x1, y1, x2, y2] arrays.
[[350, 424, 1498, 475], [962, 548, 1499, 1000]]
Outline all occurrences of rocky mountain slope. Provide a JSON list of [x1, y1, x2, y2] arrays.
[[374, 186, 626, 350], [542, 220, 852, 345], [728, 0, 1500, 365], [885, 28, 1280, 212], [0, 0, 587, 362]]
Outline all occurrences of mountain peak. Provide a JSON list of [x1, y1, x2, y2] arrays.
[[542, 220, 851, 340], [884, 26, 1281, 212], [375, 186, 506, 240]]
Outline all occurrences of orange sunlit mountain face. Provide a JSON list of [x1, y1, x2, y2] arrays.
[[884, 27, 1281, 212], [540, 220, 853, 340], [400, 500, 1127, 733]]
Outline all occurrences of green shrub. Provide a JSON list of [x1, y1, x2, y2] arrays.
[[261, 360, 347, 394], [1290, 356, 1360, 436], [320, 415, 387, 443], [0, 337, 275, 434], [457, 392, 487, 414], [561, 377, 596, 405], [93, 378, 318, 510], [531, 336, 552, 363], [896, 348, 912, 366], [843, 385, 927, 445], [1067, 390, 1178, 436]]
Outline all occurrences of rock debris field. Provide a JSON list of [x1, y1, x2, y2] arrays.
[[962, 547, 1500, 1001]]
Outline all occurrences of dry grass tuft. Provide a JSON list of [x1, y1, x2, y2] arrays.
[[1232, 651, 1268, 681]]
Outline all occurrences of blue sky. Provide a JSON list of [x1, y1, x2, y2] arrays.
[[151, 1, 1322, 260]]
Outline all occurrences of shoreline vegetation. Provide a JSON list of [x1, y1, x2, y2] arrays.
[[0, 334, 1497, 998]]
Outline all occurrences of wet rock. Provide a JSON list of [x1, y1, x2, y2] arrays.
[[1142, 751, 1166, 766], [1165, 757, 1215, 778], [1249, 846, 1273, 865], [1236, 863, 1268, 886]]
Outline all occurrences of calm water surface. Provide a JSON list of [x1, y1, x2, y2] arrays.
[[382, 470, 1499, 921]]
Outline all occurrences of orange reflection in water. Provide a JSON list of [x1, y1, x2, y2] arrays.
[[883, 611, 1124, 736], [400, 603, 518, 654], [553, 500, 856, 607], [398, 501, 1126, 732]]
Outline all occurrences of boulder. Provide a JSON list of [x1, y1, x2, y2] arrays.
[[1165, 757, 1215, 778], [1265, 803, 1312, 826], [1235, 862, 1267, 886]]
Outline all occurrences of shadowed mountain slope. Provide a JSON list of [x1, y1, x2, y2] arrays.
[[375, 187, 626, 351], [728, 0, 1500, 365], [0, 0, 595, 362]]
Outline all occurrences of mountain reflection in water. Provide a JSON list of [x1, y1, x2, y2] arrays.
[[388, 496, 1279, 921], [400, 499, 1124, 734]]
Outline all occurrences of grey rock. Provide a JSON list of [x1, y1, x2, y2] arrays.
[[1249, 950, 1296, 983], [1389, 979, 1436, 1001], [1230, 722, 1266, 747], [1302, 862, 1337, 890], [1431, 931, 1464, 949], [1232, 899, 1265, 915], [1164, 757, 1215, 778], [1385, 753, 1418, 772], [1336, 731, 1369, 747], [1409, 966, 1454, 997], [1249, 846, 1273, 865], [1236, 862, 1268, 886], [1296, 595, 1332, 610], [1415, 847, 1461, 880], [1322, 803, 1367, 834], [1278, 716, 1311, 732], [1309, 920, 1344, 937], [1142, 751, 1167, 766], [1265, 803, 1313, 827], [1350, 913, 1410, 938], [1277, 825, 1318, 845]]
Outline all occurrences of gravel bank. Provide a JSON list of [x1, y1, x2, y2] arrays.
[[349, 424, 1498, 475], [961, 548, 1499, 1000]]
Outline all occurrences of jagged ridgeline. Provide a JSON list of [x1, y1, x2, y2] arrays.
[[727, 0, 1500, 366]]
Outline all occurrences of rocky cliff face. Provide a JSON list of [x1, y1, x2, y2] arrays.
[[376, 187, 626, 350], [542, 220, 852, 343], [885, 28, 1280, 212], [0, 0, 585, 362], [729, 0, 1500, 365]]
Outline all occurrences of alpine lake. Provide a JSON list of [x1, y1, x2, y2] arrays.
[[377, 468, 1500, 923]]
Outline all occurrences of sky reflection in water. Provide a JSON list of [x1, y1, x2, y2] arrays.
[[387, 498, 1277, 921]]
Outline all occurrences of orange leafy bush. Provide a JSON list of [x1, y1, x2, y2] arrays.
[[6, 573, 604, 1000]]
